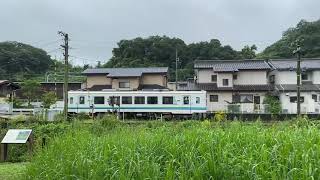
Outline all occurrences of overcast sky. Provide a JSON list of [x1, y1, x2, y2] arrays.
[[1, 0, 319, 65]]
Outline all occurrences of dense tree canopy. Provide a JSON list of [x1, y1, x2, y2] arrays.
[[0, 41, 53, 80], [104, 36, 245, 80], [259, 19, 320, 58]]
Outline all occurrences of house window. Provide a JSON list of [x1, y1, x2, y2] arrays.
[[240, 95, 253, 103], [183, 96, 190, 104], [210, 95, 218, 102], [233, 74, 237, 80], [119, 81, 130, 88], [134, 96, 145, 104], [79, 96, 85, 104], [211, 75, 217, 82], [223, 79, 229, 86], [301, 74, 308, 81], [312, 94, 318, 102], [94, 96, 105, 104], [290, 96, 304, 103], [147, 96, 158, 104], [122, 96, 132, 104], [162, 96, 173, 104], [70, 97, 73, 104], [196, 97, 200, 104]]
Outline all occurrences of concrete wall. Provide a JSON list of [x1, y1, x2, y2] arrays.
[[197, 69, 216, 83], [217, 73, 233, 87], [111, 77, 140, 90], [279, 92, 320, 114], [141, 74, 166, 86], [206, 91, 266, 112], [312, 71, 320, 84], [271, 71, 315, 84], [86, 75, 111, 88], [234, 71, 268, 85]]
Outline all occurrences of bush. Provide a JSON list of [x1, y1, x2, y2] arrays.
[[213, 111, 226, 122]]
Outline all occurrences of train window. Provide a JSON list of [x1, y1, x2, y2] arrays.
[[79, 96, 85, 104], [183, 96, 189, 105], [210, 95, 218, 102], [122, 96, 132, 104], [70, 97, 74, 104], [196, 97, 200, 104], [163, 96, 173, 104], [134, 96, 145, 104], [109, 96, 120, 106], [147, 96, 158, 104], [94, 96, 105, 104]]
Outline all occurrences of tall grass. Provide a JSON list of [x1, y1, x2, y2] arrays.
[[26, 121, 320, 179]]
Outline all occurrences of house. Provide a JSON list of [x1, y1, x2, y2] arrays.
[[179, 60, 272, 113], [0, 80, 20, 98], [268, 59, 320, 114], [82, 67, 169, 91]]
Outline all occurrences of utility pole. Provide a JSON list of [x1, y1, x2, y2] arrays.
[[293, 42, 302, 117], [58, 31, 69, 120], [175, 48, 179, 91]]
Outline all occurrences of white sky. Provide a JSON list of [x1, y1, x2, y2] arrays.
[[0, 0, 319, 66]]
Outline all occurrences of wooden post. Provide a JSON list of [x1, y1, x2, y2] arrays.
[[1, 143, 8, 162]]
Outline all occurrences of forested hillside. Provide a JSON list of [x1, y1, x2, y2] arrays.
[[259, 19, 320, 58], [0, 41, 53, 80]]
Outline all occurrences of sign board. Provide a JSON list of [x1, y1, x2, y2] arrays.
[[1, 129, 32, 144]]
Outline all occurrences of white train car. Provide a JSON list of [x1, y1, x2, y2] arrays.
[[67, 90, 207, 115]]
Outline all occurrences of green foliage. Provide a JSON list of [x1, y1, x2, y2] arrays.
[[21, 80, 41, 107], [26, 121, 320, 179], [104, 36, 241, 81], [213, 111, 227, 122], [264, 95, 282, 114], [240, 45, 257, 59], [5, 96, 23, 108], [41, 91, 57, 109], [259, 19, 320, 58], [0, 41, 53, 81]]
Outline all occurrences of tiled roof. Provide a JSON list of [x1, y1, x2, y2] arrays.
[[269, 59, 320, 70], [83, 67, 168, 77], [194, 60, 271, 70], [178, 82, 272, 91], [275, 84, 320, 92]]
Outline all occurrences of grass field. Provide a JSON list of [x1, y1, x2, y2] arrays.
[[23, 119, 320, 179], [0, 163, 27, 180]]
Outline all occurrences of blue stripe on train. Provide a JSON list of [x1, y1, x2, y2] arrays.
[[68, 106, 207, 110]]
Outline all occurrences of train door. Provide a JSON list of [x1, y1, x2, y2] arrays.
[[183, 95, 191, 114]]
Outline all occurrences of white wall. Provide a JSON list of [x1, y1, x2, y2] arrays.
[[197, 69, 216, 83], [279, 92, 320, 114], [234, 71, 268, 85], [312, 71, 320, 84], [217, 73, 233, 87]]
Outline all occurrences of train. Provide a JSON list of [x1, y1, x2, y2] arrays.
[[67, 90, 207, 118]]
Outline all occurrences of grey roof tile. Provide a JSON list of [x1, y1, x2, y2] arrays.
[[269, 59, 320, 70], [83, 67, 168, 77], [194, 60, 270, 70], [177, 82, 272, 91], [275, 84, 320, 92]]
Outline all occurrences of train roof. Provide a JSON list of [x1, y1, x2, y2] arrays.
[[68, 90, 206, 94]]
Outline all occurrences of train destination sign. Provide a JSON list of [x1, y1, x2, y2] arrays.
[[1, 129, 32, 144]]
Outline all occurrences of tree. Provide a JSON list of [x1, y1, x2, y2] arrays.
[[0, 41, 53, 81], [21, 80, 41, 107], [104, 36, 240, 81], [263, 95, 282, 115], [42, 91, 57, 109], [258, 19, 320, 59], [240, 45, 257, 59]]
